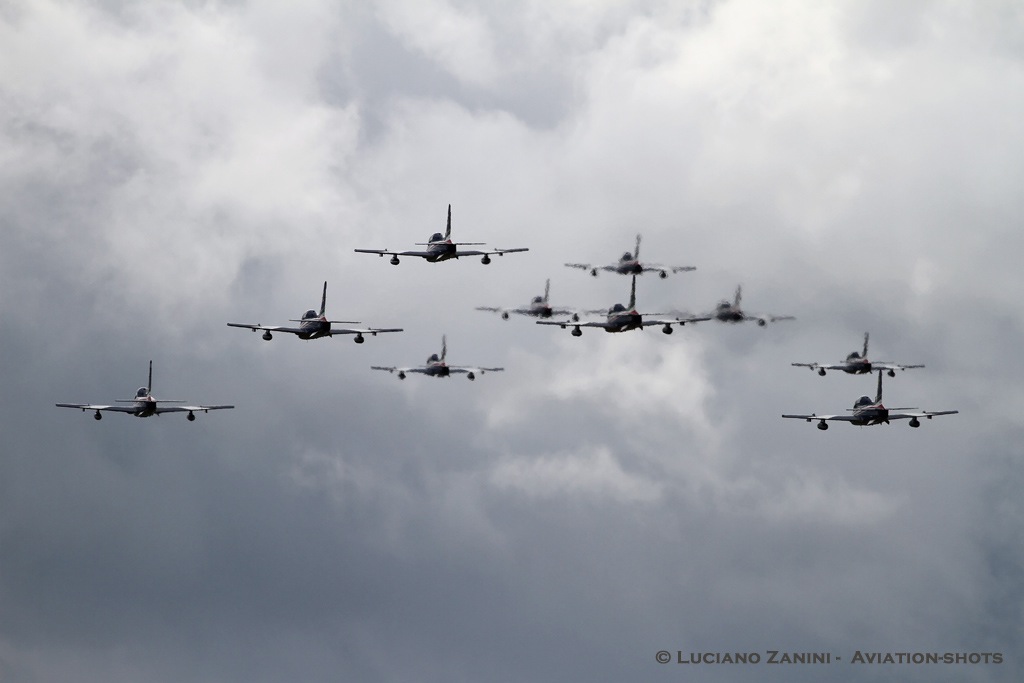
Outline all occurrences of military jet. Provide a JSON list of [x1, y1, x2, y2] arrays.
[[538, 276, 709, 336], [372, 335, 503, 380], [227, 282, 402, 343], [354, 204, 528, 265], [792, 333, 924, 377], [565, 234, 696, 278], [56, 361, 234, 421], [476, 279, 579, 321], [782, 370, 957, 430], [701, 285, 794, 326]]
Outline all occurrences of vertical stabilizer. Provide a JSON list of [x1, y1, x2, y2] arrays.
[[544, 279, 550, 303], [634, 234, 642, 260], [863, 332, 870, 359], [441, 335, 448, 362], [320, 282, 328, 317], [445, 204, 452, 240], [148, 360, 153, 394], [734, 285, 743, 309]]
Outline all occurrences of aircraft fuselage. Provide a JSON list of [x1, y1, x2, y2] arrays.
[[423, 362, 450, 377], [841, 359, 873, 374], [615, 259, 644, 275], [715, 306, 745, 323], [604, 310, 643, 332], [423, 236, 458, 262], [849, 402, 889, 425], [297, 313, 332, 339]]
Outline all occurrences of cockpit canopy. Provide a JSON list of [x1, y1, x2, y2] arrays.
[[136, 387, 149, 398], [716, 301, 731, 310], [428, 353, 440, 363], [429, 232, 445, 243], [620, 251, 634, 261], [610, 303, 626, 313], [854, 395, 873, 408], [532, 296, 543, 304], [846, 351, 863, 361], [302, 309, 318, 320]]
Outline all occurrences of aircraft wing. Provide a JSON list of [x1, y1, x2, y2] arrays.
[[641, 313, 713, 326], [792, 362, 842, 371], [745, 314, 796, 324], [227, 323, 306, 335], [640, 264, 697, 274], [781, 413, 858, 422], [548, 308, 580, 319], [887, 410, 959, 420], [327, 327, 403, 337], [873, 362, 925, 372], [537, 319, 612, 329], [354, 248, 437, 258], [56, 403, 137, 413], [448, 366, 504, 374], [564, 262, 596, 271], [371, 365, 429, 374], [453, 247, 528, 257], [153, 404, 235, 414]]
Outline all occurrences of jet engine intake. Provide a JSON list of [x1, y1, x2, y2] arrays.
[[662, 324, 673, 334], [390, 255, 400, 265], [481, 255, 491, 265], [571, 326, 583, 337], [354, 334, 365, 344], [909, 417, 921, 428], [94, 411, 102, 420], [187, 411, 196, 422], [467, 372, 476, 381], [262, 331, 273, 341], [818, 368, 827, 376], [817, 421, 829, 430]]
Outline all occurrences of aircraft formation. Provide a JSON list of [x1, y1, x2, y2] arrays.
[[56, 204, 957, 429]]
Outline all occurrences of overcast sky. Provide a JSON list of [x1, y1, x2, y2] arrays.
[[1, 1, 1022, 681]]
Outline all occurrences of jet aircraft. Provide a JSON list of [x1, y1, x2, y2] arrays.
[[476, 279, 579, 321], [700, 285, 794, 326], [227, 282, 402, 342], [371, 335, 503, 380], [792, 332, 924, 377], [56, 361, 234, 421], [782, 370, 957, 430], [538, 276, 709, 336], [354, 204, 528, 265], [565, 234, 696, 278]]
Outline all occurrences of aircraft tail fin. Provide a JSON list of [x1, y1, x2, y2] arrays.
[[445, 204, 452, 240], [148, 360, 153, 394], [544, 279, 550, 303], [863, 332, 870, 359], [634, 233, 642, 260], [441, 334, 447, 362], [629, 275, 637, 309], [734, 285, 743, 308], [320, 281, 328, 317], [875, 369, 884, 403]]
